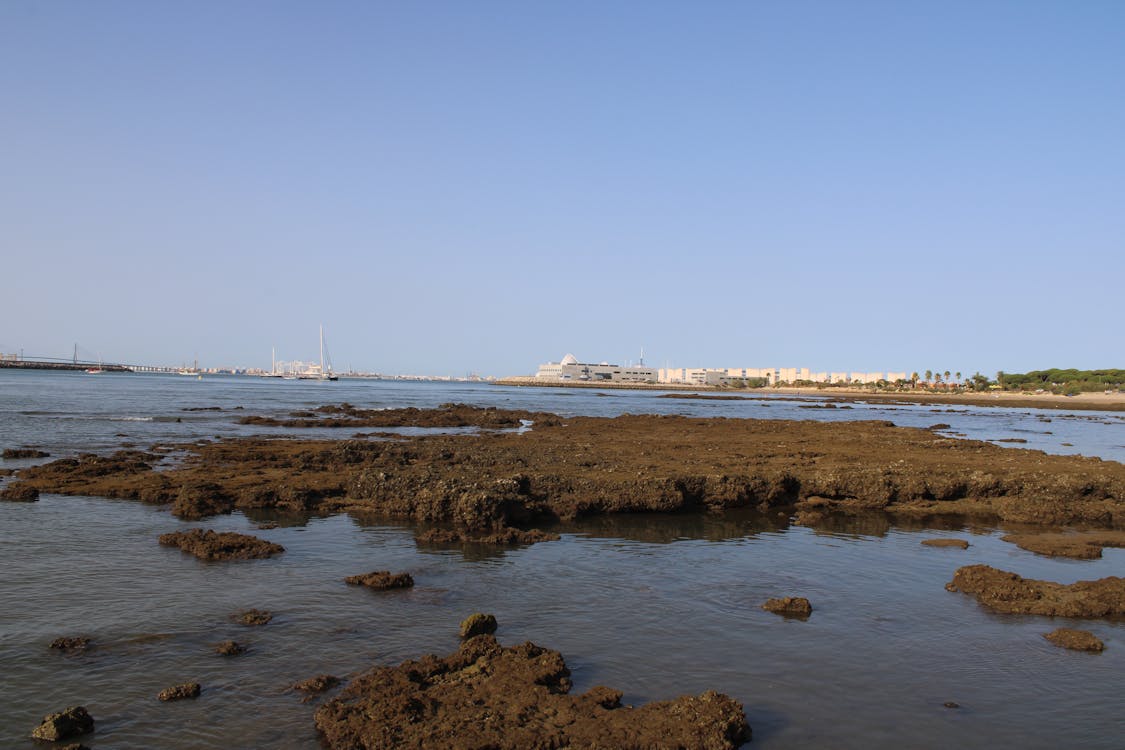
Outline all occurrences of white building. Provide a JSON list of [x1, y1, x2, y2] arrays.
[[537, 354, 657, 383]]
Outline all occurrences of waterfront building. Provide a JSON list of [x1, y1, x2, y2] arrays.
[[536, 354, 657, 383]]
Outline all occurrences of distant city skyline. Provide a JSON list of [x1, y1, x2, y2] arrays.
[[3, 3, 1121, 377]]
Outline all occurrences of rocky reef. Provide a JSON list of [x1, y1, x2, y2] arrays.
[[7, 408, 1123, 535]]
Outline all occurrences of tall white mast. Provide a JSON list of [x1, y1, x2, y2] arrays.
[[271, 346, 276, 375], [320, 325, 325, 375]]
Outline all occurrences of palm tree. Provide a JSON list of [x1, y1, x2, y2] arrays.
[[925, 369, 933, 382], [955, 371, 961, 383]]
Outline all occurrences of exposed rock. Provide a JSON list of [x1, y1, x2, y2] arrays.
[[459, 613, 498, 639], [214, 640, 246, 656], [344, 571, 414, 590], [236, 609, 273, 626], [30, 706, 94, 741], [158, 529, 284, 560], [314, 634, 750, 749], [927, 424, 951, 431], [49, 636, 92, 653], [762, 597, 813, 618], [157, 682, 201, 701], [3, 448, 50, 459], [1043, 628, 1104, 652], [943, 702, 960, 709], [946, 565, 1125, 617], [1001, 530, 1125, 559], [921, 538, 969, 549], [58, 743, 91, 750], [0, 482, 39, 502]]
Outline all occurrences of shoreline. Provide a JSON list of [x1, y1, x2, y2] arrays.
[[495, 377, 1125, 411]]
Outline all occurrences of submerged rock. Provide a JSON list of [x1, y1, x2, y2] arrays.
[[158, 529, 284, 561], [344, 571, 414, 591], [157, 682, 201, 701], [459, 613, 498, 639], [30, 706, 94, 741], [1043, 628, 1105, 652], [921, 538, 969, 549], [236, 609, 273, 626], [49, 636, 92, 653], [314, 634, 750, 749], [294, 675, 340, 702], [946, 565, 1125, 617], [762, 597, 813, 618], [214, 640, 246, 656], [416, 526, 560, 546]]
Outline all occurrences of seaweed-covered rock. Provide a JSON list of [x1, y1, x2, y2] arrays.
[[157, 682, 201, 701], [762, 597, 813, 618], [946, 565, 1125, 617], [459, 613, 498, 639], [314, 634, 750, 749], [158, 529, 284, 560], [30, 706, 93, 741], [344, 571, 414, 590]]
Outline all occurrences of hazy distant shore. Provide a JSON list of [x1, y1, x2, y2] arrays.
[[496, 376, 1125, 411]]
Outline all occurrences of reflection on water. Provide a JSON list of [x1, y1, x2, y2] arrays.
[[3, 498, 1124, 750]]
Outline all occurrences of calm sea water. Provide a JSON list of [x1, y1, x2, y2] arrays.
[[2, 371, 1123, 749]]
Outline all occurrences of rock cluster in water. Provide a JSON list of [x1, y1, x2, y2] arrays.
[[30, 706, 94, 741], [158, 529, 285, 560], [49, 636, 92, 653], [314, 632, 750, 749], [157, 682, 201, 701], [344, 570, 414, 590], [921, 538, 969, 549], [236, 609, 273, 626], [761, 597, 813, 618], [1043, 628, 1105, 652], [1000, 530, 1125, 559], [946, 565, 1125, 617], [459, 612, 498, 639]]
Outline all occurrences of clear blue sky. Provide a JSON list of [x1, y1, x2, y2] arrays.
[[2, 1, 1122, 376]]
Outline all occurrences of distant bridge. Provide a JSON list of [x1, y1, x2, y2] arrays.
[[0, 351, 186, 374]]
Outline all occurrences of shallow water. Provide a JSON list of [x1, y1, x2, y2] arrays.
[[1, 371, 1123, 748]]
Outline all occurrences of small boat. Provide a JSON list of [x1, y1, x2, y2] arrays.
[[85, 367, 104, 374]]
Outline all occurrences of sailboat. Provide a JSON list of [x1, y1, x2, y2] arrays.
[[298, 325, 338, 380], [261, 346, 284, 378]]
